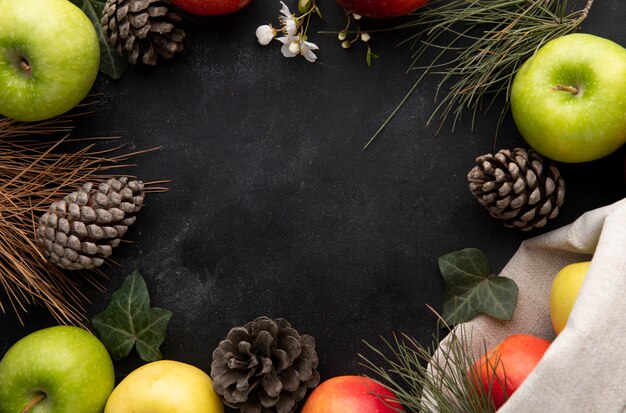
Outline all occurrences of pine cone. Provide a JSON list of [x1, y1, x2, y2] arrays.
[[36, 177, 145, 270], [211, 317, 320, 413], [468, 148, 565, 231], [101, 0, 185, 65]]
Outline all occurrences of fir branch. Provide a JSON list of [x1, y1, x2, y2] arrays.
[[361, 328, 498, 413], [365, 0, 594, 148]]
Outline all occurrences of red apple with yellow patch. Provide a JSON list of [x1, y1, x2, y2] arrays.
[[469, 334, 551, 409], [301, 376, 403, 413], [334, 0, 428, 19]]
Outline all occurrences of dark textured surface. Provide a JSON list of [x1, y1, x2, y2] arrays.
[[1, 1, 625, 412]]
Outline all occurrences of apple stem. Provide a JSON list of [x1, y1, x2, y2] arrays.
[[552, 84, 578, 95], [19, 59, 32, 77], [20, 392, 46, 413]]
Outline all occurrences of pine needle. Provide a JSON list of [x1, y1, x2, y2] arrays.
[[359, 304, 513, 413], [360, 327, 499, 413], [365, 0, 594, 148], [0, 109, 165, 326]]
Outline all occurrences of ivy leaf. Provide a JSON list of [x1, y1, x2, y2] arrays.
[[439, 248, 519, 325], [70, 0, 128, 79], [92, 269, 172, 362]]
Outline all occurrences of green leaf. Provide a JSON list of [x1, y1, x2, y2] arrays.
[[366, 47, 379, 67], [439, 248, 518, 325], [70, 0, 128, 79], [92, 269, 172, 362]]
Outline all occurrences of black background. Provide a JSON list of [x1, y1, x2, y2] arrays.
[[1, 1, 625, 412]]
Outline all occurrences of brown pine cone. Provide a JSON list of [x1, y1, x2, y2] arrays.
[[36, 177, 144, 270], [468, 148, 565, 231], [101, 0, 185, 65], [211, 317, 320, 413]]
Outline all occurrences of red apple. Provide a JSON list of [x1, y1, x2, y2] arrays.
[[469, 334, 551, 409], [334, 0, 428, 19], [171, 0, 252, 15], [301, 375, 403, 413]]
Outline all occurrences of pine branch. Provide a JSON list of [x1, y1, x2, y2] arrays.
[[360, 327, 498, 413], [365, 0, 594, 148]]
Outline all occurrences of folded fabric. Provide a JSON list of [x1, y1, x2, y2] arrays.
[[435, 198, 626, 412]]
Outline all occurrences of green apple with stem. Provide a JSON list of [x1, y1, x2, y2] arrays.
[[0, 326, 115, 413], [0, 0, 100, 122], [511, 33, 626, 163]]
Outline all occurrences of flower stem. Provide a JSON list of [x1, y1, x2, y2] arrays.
[[21, 392, 46, 413]]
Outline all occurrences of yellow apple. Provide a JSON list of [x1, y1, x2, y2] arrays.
[[105, 360, 224, 413], [549, 261, 591, 335]]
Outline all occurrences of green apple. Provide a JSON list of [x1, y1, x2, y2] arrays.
[[105, 360, 224, 413], [0, 326, 114, 413], [0, 0, 100, 122], [511, 33, 626, 163]]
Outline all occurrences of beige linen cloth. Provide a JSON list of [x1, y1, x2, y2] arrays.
[[436, 198, 626, 412]]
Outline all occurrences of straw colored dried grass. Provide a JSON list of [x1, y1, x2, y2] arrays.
[[0, 109, 167, 326]]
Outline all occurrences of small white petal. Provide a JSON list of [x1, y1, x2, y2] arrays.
[[300, 41, 319, 62], [303, 40, 319, 51], [284, 18, 297, 36], [279, 1, 292, 17], [256, 25, 276, 46], [278, 36, 299, 57], [302, 49, 317, 62], [281, 43, 298, 58], [360, 32, 371, 42], [288, 40, 300, 54]]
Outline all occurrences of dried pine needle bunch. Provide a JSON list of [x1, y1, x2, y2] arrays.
[[0, 111, 166, 325]]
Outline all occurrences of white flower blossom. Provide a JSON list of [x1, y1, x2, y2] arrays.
[[256, 24, 277, 45], [278, 35, 300, 58], [277, 35, 318, 62], [279, 1, 298, 36], [257, 1, 320, 63]]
